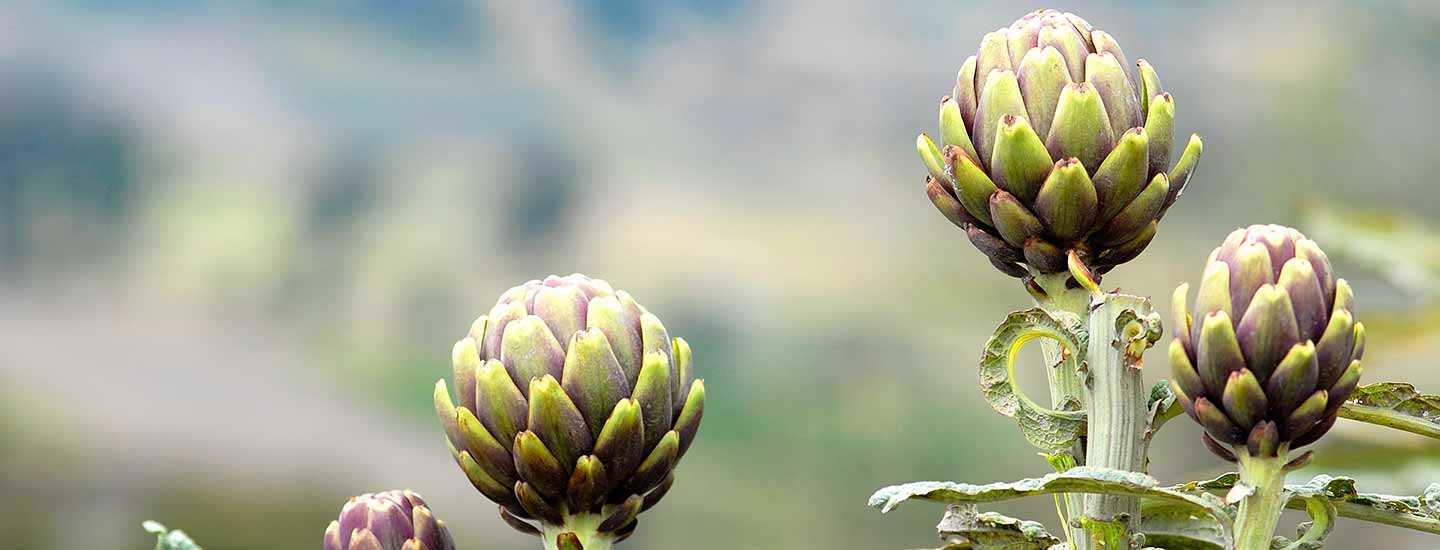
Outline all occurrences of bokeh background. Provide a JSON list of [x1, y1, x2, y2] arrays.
[[1, 0, 1438, 548]]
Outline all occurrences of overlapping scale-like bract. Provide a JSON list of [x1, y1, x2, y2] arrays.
[[920, 9, 1203, 279], [1170, 225, 1363, 461], [324, 490, 455, 550], [433, 274, 704, 546]]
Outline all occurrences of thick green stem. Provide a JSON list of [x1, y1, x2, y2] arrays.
[[540, 514, 614, 550], [1032, 273, 1091, 413], [1031, 272, 1092, 547], [1233, 451, 1289, 550], [1081, 294, 1153, 538]]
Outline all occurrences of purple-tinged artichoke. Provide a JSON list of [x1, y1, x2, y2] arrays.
[[323, 490, 455, 550], [1170, 225, 1364, 461], [434, 274, 704, 549], [919, 9, 1203, 279]]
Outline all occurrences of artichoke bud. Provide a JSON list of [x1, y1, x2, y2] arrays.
[[324, 490, 455, 550], [433, 274, 704, 542], [1245, 421, 1280, 459], [948, 146, 1000, 226], [599, 494, 643, 534], [1170, 283, 1192, 352], [989, 190, 1045, 248], [1023, 236, 1067, 273], [918, 133, 948, 183], [675, 380, 707, 462], [642, 473, 677, 512], [1034, 158, 1098, 242], [516, 480, 565, 525], [501, 316, 566, 391], [939, 96, 979, 161], [1047, 82, 1113, 170], [918, 9, 1203, 280], [925, 175, 975, 229], [1171, 226, 1361, 461], [1201, 432, 1238, 462], [953, 56, 979, 128], [567, 455, 609, 513], [1221, 369, 1267, 430], [500, 507, 542, 537]]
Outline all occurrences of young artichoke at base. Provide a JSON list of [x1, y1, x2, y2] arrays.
[[1170, 225, 1364, 462], [919, 9, 1203, 280], [434, 274, 704, 550], [324, 490, 456, 550]]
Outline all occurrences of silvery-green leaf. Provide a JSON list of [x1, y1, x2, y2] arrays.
[[1138, 500, 1226, 549], [935, 504, 1060, 549], [978, 308, 1087, 452], [868, 466, 1233, 535], [1338, 382, 1440, 441]]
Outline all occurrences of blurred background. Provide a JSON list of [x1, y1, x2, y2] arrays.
[[1, 0, 1438, 548]]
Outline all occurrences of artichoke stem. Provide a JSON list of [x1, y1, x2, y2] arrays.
[[1031, 272, 1091, 413], [1081, 293, 1154, 539], [540, 513, 615, 550], [1030, 271, 1092, 546], [1233, 450, 1289, 550]]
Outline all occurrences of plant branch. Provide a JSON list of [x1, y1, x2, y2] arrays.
[[1338, 402, 1440, 440], [1031, 273, 1091, 415], [1031, 272, 1093, 547], [1309, 499, 1440, 535]]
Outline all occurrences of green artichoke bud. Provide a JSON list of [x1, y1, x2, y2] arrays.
[[435, 274, 704, 549], [920, 9, 1203, 280], [324, 490, 455, 550], [1171, 225, 1363, 461]]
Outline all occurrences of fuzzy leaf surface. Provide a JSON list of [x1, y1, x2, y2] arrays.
[[978, 308, 1087, 452], [1138, 500, 1227, 549], [933, 503, 1061, 549], [868, 466, 1232, 535], [1337, 382, 1440, 440]]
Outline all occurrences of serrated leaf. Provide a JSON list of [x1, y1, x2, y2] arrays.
[[934, 503, 1061, 549], [1339, 382, 1440, 440], [869, 466, 1233, 539], [978, 308, 1088, 452], [1138, 500, 1226, 549]]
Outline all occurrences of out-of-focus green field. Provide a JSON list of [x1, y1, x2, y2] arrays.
[[1, 1, 1438, 548]]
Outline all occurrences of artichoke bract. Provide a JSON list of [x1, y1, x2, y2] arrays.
[[324, 490, 456, 550], [1170, 225, 1364, 462], [434, 274, 704, 549], [920, 9, 1203, 279]]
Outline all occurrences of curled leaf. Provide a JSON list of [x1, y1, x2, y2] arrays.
[[978, 308, 1088, 452], [935, 504, 1061, 549]]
